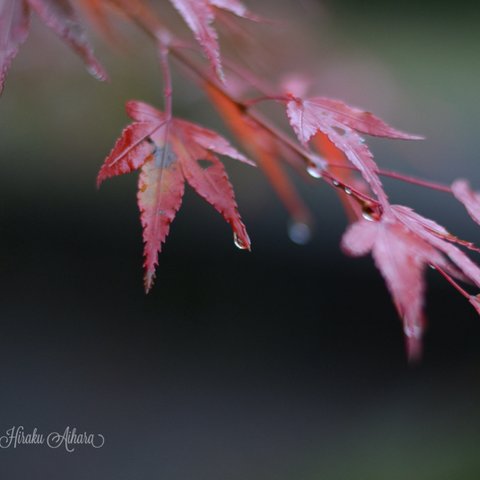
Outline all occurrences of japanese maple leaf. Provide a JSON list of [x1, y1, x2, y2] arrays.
[[452, 179, 480, 226], [77, 0, 161, 45], [98, 100, 254, 292], [0, 0, 107, 93], [169, 0, 257, 81], [342, 215, 440, 361], [342, 205, 480, 361], [392, 205, 480, 286], [0, 0, 30, 93], [285, 95, 422, 205]]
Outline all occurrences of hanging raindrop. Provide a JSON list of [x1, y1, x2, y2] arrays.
[[362, 210, 375, 222], [233, 233, 249, 250], [288, 220, 311, 245], [361, 203, 380, 222], [307, 164, 322, 179]]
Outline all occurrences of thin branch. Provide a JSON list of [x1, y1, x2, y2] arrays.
[[324, 162, 452, 194], [433, 264, 471, 299]]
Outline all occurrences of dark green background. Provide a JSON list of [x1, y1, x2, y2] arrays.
[[1, 1, 480, 478]]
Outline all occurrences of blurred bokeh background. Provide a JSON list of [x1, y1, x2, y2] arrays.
[[1, 0, 480, 478]]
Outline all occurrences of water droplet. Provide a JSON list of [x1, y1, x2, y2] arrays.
[[404, 324, 422, 339], [362, 210, 375, 222], [332, 180, 340, 187], [288, 221, 311, 245], [344, 187, 352, 195], [233, 233, 249, 250], [307, 164, 322, 179], [429, 264, 436, 270], [361, 203, 381, 222]]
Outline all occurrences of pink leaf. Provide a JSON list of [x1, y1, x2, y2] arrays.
[[181, 151, 250, 250], [138, 158, 185, 293], [0, 0, 30, 93], [169, 0, 256, 81], [99, 100, 252, 291], [28, 0, 108, 81], [340, 205, 480, 361], [126, 100, 166, 123], [286, 96, 388, 204], [341, 216, 438, 362], [341, 219, 377, 256], [170, 0, 222, 80], [175, 118, 255, 166], [371, 221, 429, 363], [96, 122, 158, 187], [451, 179, 480, 225], [303, 98, 423, 140], [393, 205, 480, 288]]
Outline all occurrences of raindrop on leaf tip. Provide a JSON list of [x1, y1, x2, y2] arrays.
[[233, 233, 249, 250]]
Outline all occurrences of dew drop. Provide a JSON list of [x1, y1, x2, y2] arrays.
[[404, 324, 422, 339], [332, 180, 340, 187], [344, 187, 352, 195], [288, 221, 311, 245], [362, 211, 374, 222], [233, 233, 249, 250], [429, 264, 436, 270], [307, 164, 322, 179], [361, 203, 381, 222]]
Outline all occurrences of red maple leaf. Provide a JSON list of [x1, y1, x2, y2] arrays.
[[169, 0, 257, 81], [98, 100, 254, 292], [0, 0, 30, 93], [342, 204, 480, 361], [285, 95, 422, 205], [0, 0, 107, 93], [452, 179, 480, 226]]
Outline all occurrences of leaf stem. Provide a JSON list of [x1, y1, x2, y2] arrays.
[[324, 163, 452, 194], [244, 95, 289, 107], [157, 35, 173, 172], [433, 264, 471, 299]]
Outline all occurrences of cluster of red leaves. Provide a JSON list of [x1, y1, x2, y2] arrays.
[[3, 0, 480, 360], [285, 94, 480, 360], [169, 0, 258, 80], [0, 0, 253, 90], [0, 0, 107, 92]]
